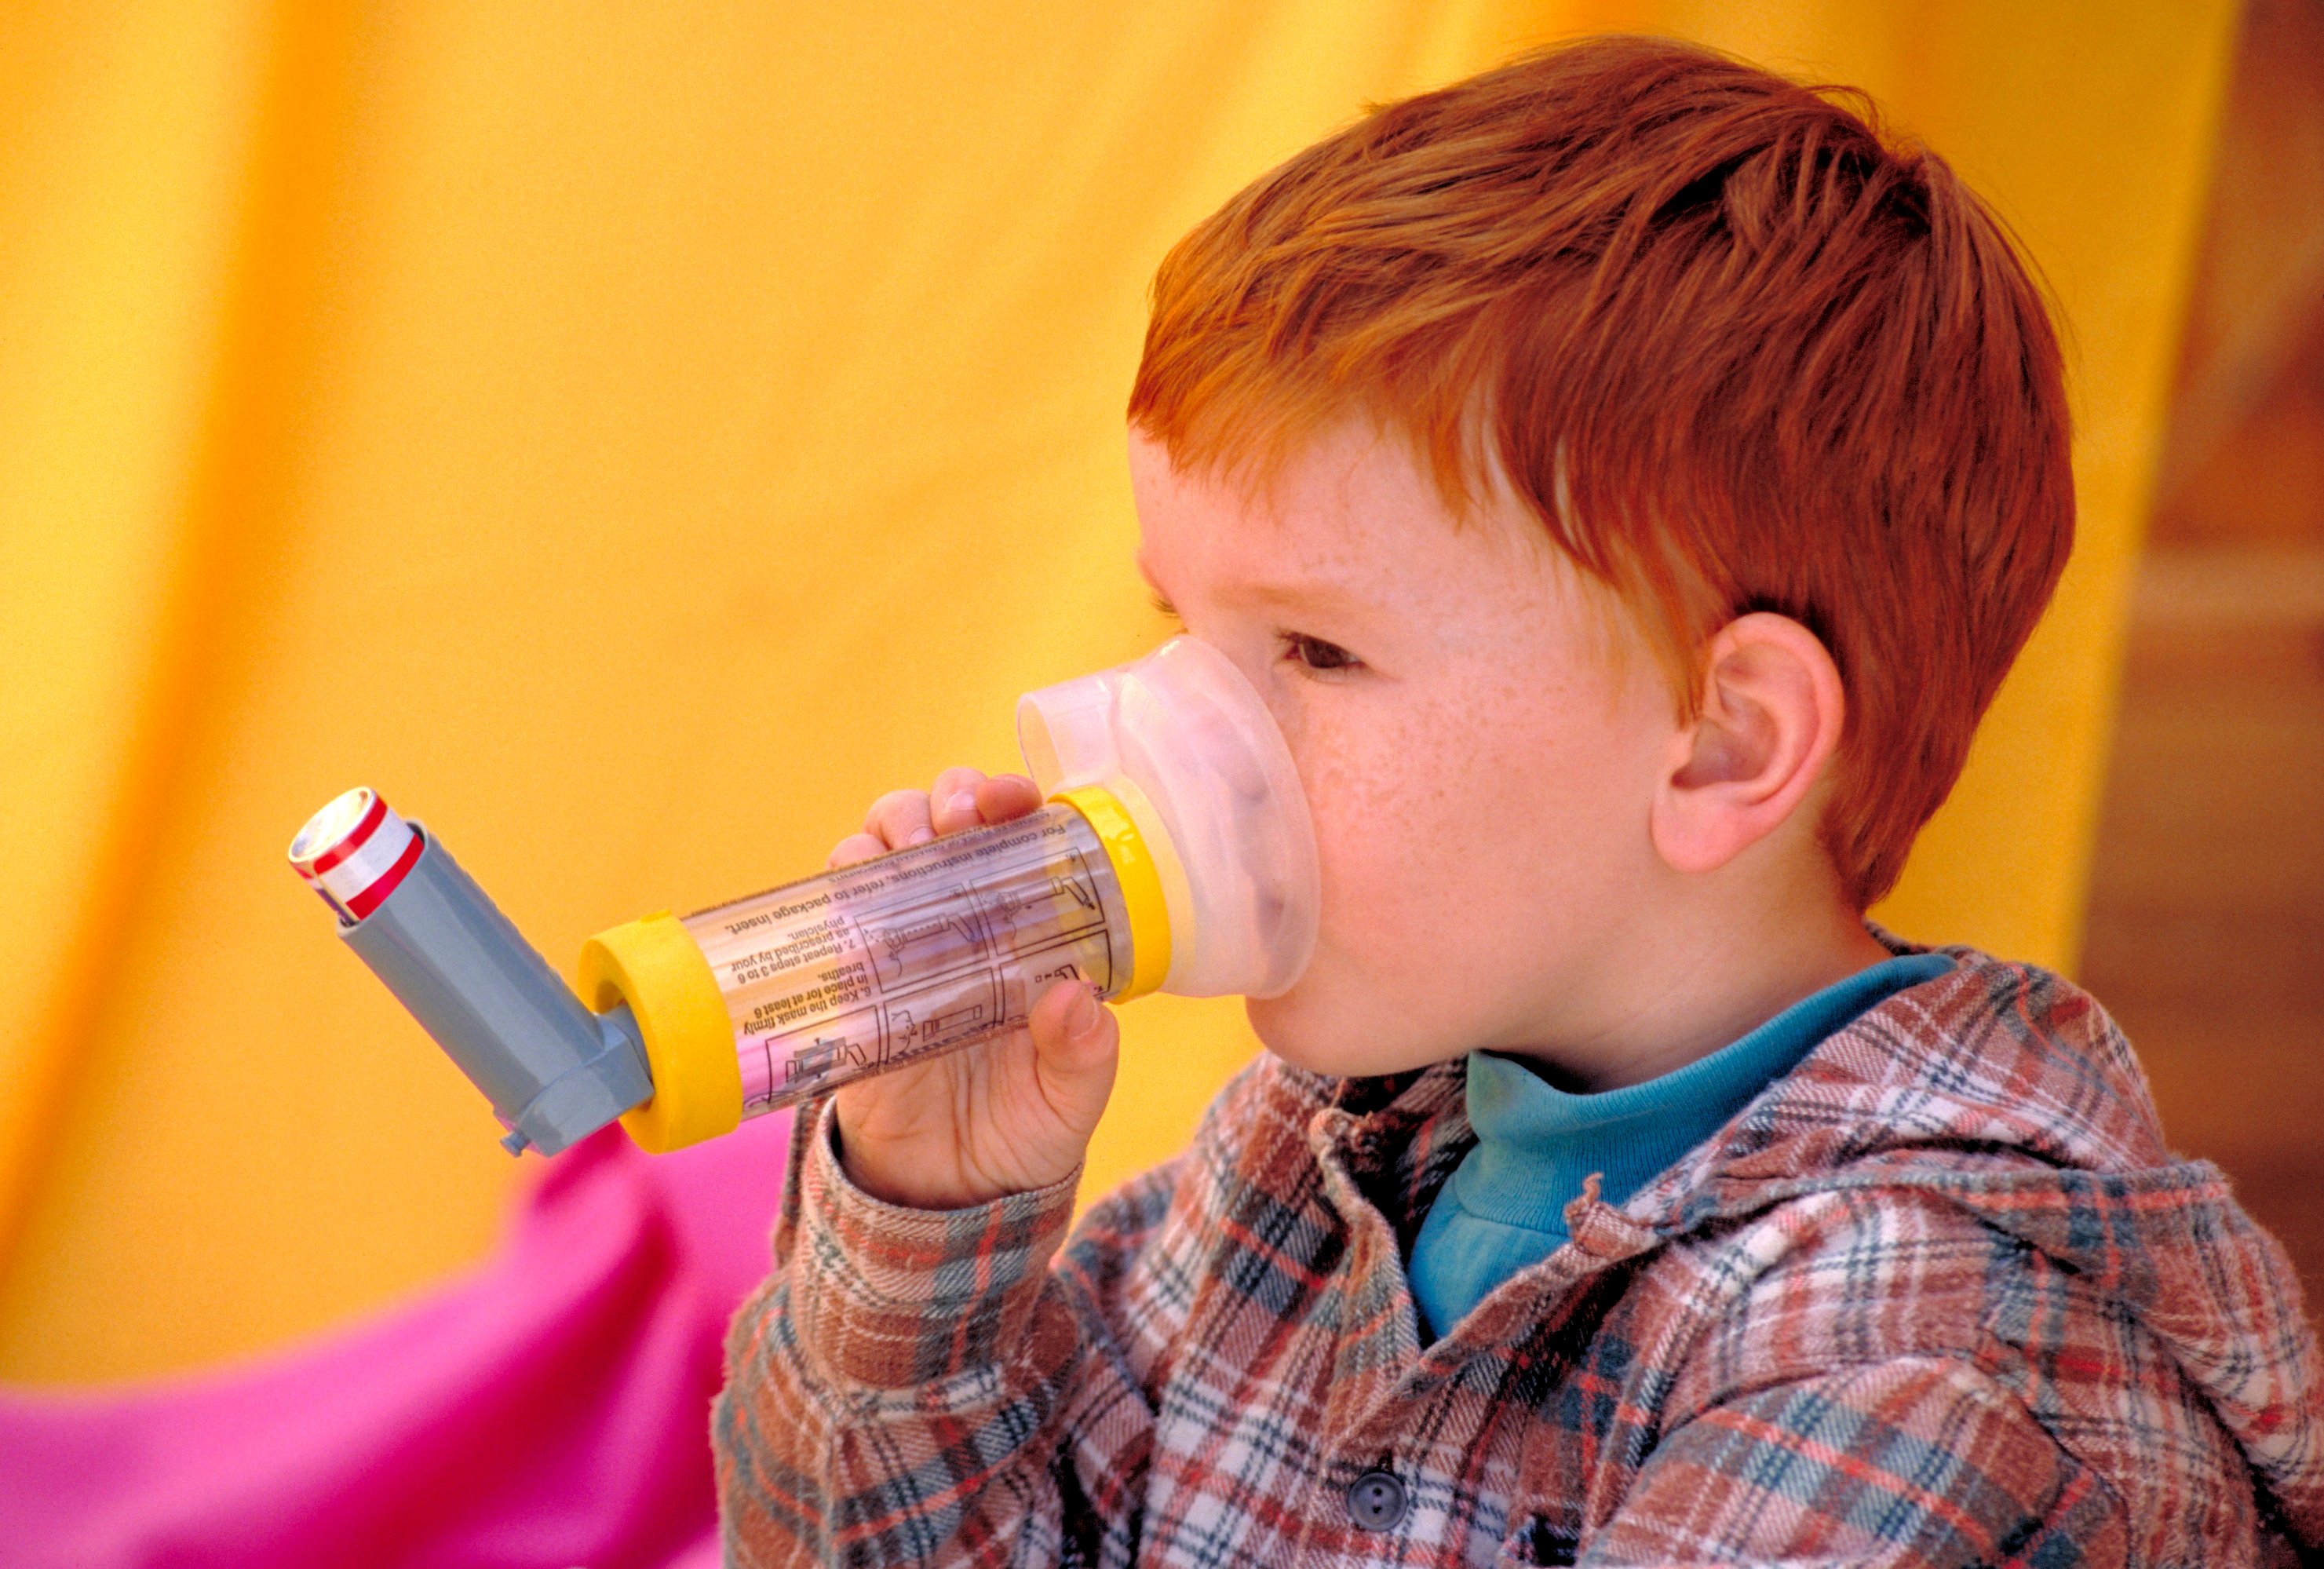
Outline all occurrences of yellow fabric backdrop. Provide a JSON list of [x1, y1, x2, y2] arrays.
[[0, 0, 2234, 1382]]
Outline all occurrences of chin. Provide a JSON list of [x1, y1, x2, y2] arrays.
[[1244, 987, 1454, 1080], [1242, 991, 1331, 1071]]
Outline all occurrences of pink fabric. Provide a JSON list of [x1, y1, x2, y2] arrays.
[[0, 1111, 792, 1568]]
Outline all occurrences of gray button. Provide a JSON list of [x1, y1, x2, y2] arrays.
[[1346, 1469, 1407, 1531]]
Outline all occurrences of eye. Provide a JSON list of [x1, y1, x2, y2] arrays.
[[1150, 592, 1357, 677], [1282, 632, 1360, 676]]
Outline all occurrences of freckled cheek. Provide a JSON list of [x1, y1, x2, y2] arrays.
[[1295, 729, 1464, 948], [1297, 694, 1640, 947]]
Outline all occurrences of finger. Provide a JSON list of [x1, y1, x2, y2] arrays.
[[863, 788, 936, 849], [826, 831, 890, 869], [1027, 977, 1119, 1085], [976, 772, 1044, 823], [929, 767, 991, 834]]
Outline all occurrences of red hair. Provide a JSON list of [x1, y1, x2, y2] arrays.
[[1128, 34, 2073, 909]]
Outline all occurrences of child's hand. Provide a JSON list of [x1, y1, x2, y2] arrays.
[[822, 768, 1121, 1209]]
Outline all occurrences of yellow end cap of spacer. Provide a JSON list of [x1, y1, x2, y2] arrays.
[[578, 912, 741, 1153], [1049, 783, 1173, 1002]]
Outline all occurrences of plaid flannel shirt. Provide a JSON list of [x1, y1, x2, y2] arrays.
[[714, 945, 2324, 1567]]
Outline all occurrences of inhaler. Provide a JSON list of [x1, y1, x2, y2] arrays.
[[287, 635, 1318, 1156]]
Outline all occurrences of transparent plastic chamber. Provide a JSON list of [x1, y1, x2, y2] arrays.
[[675, 632, 1321, 1120], [292, 634, 1321, 1156], [684, 802, 1133, 1113]]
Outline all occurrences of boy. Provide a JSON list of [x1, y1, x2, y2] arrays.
[[714, 35, 2324, 1567]]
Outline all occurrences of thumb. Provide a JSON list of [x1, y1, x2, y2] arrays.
[[1029, 979, 1119, 1103]]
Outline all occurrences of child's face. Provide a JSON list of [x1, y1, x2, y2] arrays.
[[1130, 417, 1687, 1078]]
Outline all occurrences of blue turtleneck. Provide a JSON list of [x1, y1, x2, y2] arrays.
[[1407, 952, 1953, 1343]]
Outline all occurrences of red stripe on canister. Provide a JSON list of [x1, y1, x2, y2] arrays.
[[290, 787, 421, 925], [305, 790, 389, 877], [343, 826, 424, 919]]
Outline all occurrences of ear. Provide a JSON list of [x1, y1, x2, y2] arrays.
[[1648, 612, 1845, 875]]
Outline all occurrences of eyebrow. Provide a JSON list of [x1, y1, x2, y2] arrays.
[[1135, 553, 1366, 618]]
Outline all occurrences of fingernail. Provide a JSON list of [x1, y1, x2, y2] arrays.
[[907, 826, 935, 845], [1063, 983, 1100, 1037], [944, 791, 978, 819]]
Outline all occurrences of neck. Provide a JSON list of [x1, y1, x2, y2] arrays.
[[1502, 849, 1892, 1094]]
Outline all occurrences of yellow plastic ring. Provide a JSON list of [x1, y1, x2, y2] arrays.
[[1050, 783, 1172, 1002], [578, 911, 741, 1153]]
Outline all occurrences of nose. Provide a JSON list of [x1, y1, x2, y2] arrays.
[[1166, 629, 1296, 742]]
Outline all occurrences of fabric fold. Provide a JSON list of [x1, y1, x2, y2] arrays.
[[0, 1109, 791, 1569]]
